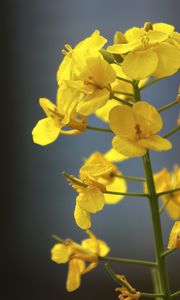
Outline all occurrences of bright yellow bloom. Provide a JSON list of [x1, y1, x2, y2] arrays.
[[80, 151, 127, 204], [107, 22, 180, 80], [57, 53, 116, 122], [66, 174, 106, 230], [57, 30, 107, 84], [153, 166, 180, 220], [51, 230, 110, 292], [104, 148, 128, 162], [109, 101, 172, 157], [115, 275, 141, 300], [167, 222, 180, 250], [32, 96, 87, 145]]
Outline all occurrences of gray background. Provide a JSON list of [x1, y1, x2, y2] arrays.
[[3, 0, 180, 299]]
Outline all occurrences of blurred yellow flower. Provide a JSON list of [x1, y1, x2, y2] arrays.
[[80, 151, 127, 204], [107, 22, 180, 79], [109, 101, 172, 157], [154, 166, 180, 220], [167, 222, 180, 250], [51, 230, 110, 292], [32, 97, 86, 145]]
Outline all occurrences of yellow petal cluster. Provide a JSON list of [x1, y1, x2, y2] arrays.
[[68, 174, 106, 230], [153, 166, 180, 220], [109, 101, 172, 157], [57, 30, 116, 122], [80, 151, 127, 204], [167, 222, 180, 250], [107, 22, 180, 80], [32, 97, 86, 145], [51, 230, 110, 292]]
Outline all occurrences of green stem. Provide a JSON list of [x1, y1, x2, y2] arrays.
[[112, 90, 134, 97], [101, 255, 157, 267], [161, 248, 177, 258], [163, 126, 180, 139], [141, 293, 165, 299], [115, 174, 146, 182], [51, 234, 64, 243], [104, 263, 135, 293], [86, 125, 113, 133], [116, 76, 133, 84], [140, 77, 165, 91], [159, 199, 171, 214], [157, 187, 180, 197], [113, 95, 133, 106], [105, 190, 148, 197], [133, 80, 141, 101], [143, 152, 170, 300], [158, 100, 178, 113], [170, 291, 180, 298], [151, 268, 162, 300]]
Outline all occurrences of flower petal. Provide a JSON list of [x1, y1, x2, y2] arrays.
[[133, 101, 163, 134], [122, 49, 158, 80], [51, 244, 73, 264], [109, 105, 136, 138], [167, 222, 180, 249], [66, 259, 85, 292], [77, 88, 110, 116], [77, 186, 105, 213], [105, 176, 127, 204], [104, 148, 128, 162], [153, 23, 175, 35], [74, 205, 91, 230], [112, 136, 147, 157], [153, 42, 180, 78], [82, 238, 110, 257], [138, 135, 172, 151], [32, 118, 61, 146]]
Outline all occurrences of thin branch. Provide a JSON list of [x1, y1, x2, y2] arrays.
[[158, 100, 178, 113], [159, 198, 171, 214], [161, 248, 177, 258], [163, 126, 180, 139], [140, 77, 165, 90], [113, 95, 133, 106], [105, 190, 149, 197], [86, 125, 113, 133], [157, 187, 180, 197], [170, 291, 180, 298], [115, 174, 146, 182], [116, 76, 133, 84], [101, 256, 157, 267]]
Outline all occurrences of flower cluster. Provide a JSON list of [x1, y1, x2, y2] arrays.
[[33, 21, 180, 297]]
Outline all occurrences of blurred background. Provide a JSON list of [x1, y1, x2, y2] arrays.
[[3, 0, 180, 299]]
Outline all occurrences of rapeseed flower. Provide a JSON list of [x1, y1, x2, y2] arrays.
[[51, 230, 110, 292], [109, 101, 172, 157], [153, 166, 180, 220], [107, 22, 180, 80], [32, 97, 86, 145], [80, 151, 127, 204], [57, 30, 107, 84], [167, 222, 180, 250]]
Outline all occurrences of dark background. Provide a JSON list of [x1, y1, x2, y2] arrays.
[[3, 0, 180, 299]]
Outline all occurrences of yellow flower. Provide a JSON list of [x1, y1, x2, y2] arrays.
[[51, 230, 110, 292], [153, 166, 180, 220], [109, 101, 172, 157], [57, 53, 116, 122], [32, 96, 87, 145], [104, 148, 128, 162], [66, 174, 106, 229], [167, 222, 180, 250], [57, 30, 107, 84], [80, 151, 127, 204], [107, 22, 180, 79]]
